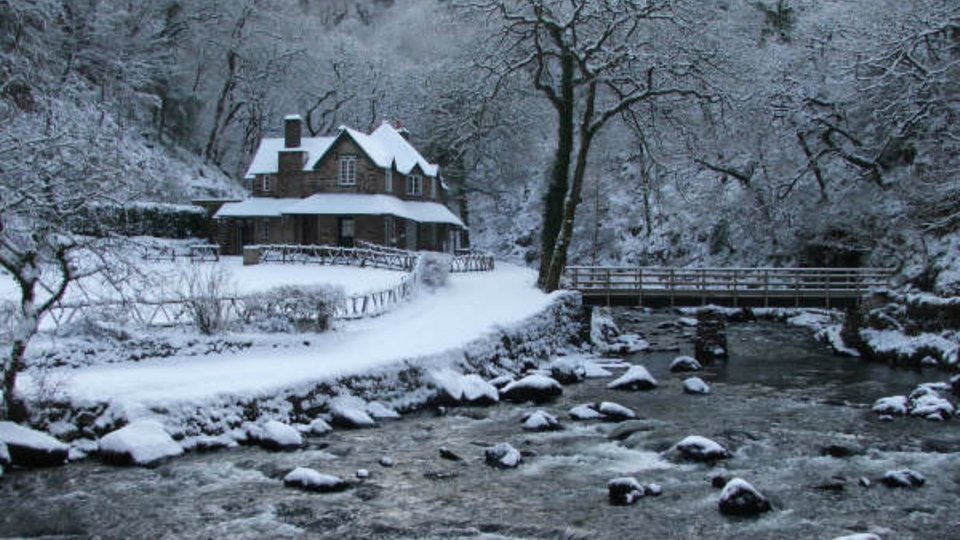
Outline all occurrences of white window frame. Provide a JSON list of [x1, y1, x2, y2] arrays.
[[407, 174, 422, 196], [338, 155, 357, 186], [261, 176, 271, 192], [385, 169, 393, 193]]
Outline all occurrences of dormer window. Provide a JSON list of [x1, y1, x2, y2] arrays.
[[338, 155, 357, 186], [407, 174, 422, 196], [385, 169, 393, 193], [262, 176, 272, 192]]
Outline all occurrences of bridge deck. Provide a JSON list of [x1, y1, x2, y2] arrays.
[[564, 266, 892, 309]]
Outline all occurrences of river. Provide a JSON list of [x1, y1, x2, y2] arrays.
[[2, 309, 958, 539]]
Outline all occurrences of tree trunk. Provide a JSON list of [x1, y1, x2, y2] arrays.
[[1, 340, 29, 421], [537, 46, 575, 289]]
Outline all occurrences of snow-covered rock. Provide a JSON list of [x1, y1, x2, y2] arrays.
[[872, 395, 908, 416], [683, 377, 711, 395], [718, 477, 771, 516], [569, 403, 607, 420], [608, 477, 645, 505], [548, 356, 588, 384], [499, 375, 563, 403], [521, 410, 561, 431], [356, 469, 370, 479], [607, 365, 658, 391], [597, 401, 636, 421], [439, 447, 463, 461], [881, 469, 925, 488], [366, 402, 401, 419], [677, 317, 698, 327], [0, 421, 69, 467], [484, 442, 521, 469], [603, 334, 650, 355], [379, 456, 395, 467], [909, 392, 954, 420], [487, 375, 514, 389], [645, 483, 663, 496], [673, 435, 730, 462], [591, 308, 620, 346], [432, 370, 499, 406], [184, 435, 232, 452], [283, 467, 350, 493], [329, 398, 377, 428], [253, 420, 303, 450], [304, 418, 333, 435], [98, 420, 184, 466], [669, 356, 703, 372], [831, 534, 881, 540]]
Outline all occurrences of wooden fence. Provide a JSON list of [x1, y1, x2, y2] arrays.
[[566, 266, 894, 308], [257, 244, 416, 271]]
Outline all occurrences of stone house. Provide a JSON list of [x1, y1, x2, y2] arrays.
[[214, 115, 465, 254]]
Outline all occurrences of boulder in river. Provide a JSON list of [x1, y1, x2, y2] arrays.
[[251, 420, 303, 451], [484, 442, 521, 469], [98, 420, 184, 466], [0, 421, 69, 468], [521, 410, 561, 431], [881, 469, 925, 488], [607, 366, 658, 391], [569, 404, 607, 420], [682, 377, 711, 395], [283, 467, 350, 493], [673, 435, 730, 462], [329, 398, 377, 428], [366, 401, 401, 419], [871, 395, 908, 416], [669, 356, 703, 372], [304, 418, 333, 436], [549, 356, 588, 384], [499, 375, 563, 403], [432, 370, 500, 406], [597, 401, 637, 421], [608, 477, 645, 505], [718, 477, 771, 516]]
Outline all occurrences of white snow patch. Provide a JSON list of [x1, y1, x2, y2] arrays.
[[98, 420, 184, 465], [0, 421, 69, 453]]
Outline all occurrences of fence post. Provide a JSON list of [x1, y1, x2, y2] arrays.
[[763, 269, 770, 308]]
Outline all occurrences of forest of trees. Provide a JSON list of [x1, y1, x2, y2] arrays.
[[2, 0, 958, 291]]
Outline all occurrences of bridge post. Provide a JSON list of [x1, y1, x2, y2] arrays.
[[669, 268, 676, 308], [732, 269, 739, 308], [825, 270, 831, 309], [636, 267, 643, 307], [700, 268, 706, 306], [763, 270, 770, 308], [606, 268, 611, 307]]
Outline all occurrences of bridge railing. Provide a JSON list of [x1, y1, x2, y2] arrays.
[[565, 266, 894, 307]]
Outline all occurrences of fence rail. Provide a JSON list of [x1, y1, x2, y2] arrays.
[[565, 266, 894, 308], [257, 244, 417, 271]]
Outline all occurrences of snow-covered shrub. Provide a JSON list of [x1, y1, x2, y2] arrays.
[[55, 307, 133, 341], [416, 253, 451, 289], [242, 285, 345, 333], [179, 264, 233, 335]]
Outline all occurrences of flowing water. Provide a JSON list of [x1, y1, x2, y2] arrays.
[[3, 310, 959, 539]]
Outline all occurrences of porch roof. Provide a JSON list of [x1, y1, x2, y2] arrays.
[[214, 194, 465, 227]]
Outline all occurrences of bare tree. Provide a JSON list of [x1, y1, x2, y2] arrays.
[[460, 0, 712, 290]]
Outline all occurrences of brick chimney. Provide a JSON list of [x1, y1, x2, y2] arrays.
[[284, 114, 302, 148], [393, 119, 410, 140]]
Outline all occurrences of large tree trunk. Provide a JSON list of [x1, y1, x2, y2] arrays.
[[537, 46, 575, 289]]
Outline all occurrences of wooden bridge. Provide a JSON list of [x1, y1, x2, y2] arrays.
[[565, 266, 894, 308]]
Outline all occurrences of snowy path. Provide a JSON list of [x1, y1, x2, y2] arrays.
[[27, 263, 553, 417]]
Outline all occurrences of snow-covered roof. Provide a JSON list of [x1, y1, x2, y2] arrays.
[[215, 194, 465, 227], [243, 122, 439, 179], [213, 198, 302, 218]]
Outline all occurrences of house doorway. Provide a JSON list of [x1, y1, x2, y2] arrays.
[[405, 220, 418, 251], [300, 216, 317, 245], [339, 217, 355, 247]]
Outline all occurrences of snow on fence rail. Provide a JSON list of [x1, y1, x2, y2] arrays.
[[356, 241, 495, 273], [142, 243, 221, 262], [255, 244, 416, 271]]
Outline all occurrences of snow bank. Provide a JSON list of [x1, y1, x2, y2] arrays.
[[860, 329, 958, 366], [98, 420, 183, 466]]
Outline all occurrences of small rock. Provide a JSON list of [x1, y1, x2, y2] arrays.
[[366, 402, 401, 419], [569, 404, 606, 420], [305, 418, 333, 436], [871, 395, 908, 416], [597, 401, 636, 421], [549, 356, 588, 384], [499, 375, 563, 403], [356, 469, 370, 479], [821, 444, 861, 458], [859, 476, 871, 488], [877, 415, 894, 423], [711, 475, 729, 489], [677, 317, 698, 327], [189, 435, 231, 452], [718, 477, 771, 516], [682, 377, 711, 395], [439, 447, 463, 461], [0, 421, 69, 468], [606, 419, 664, 440], [674, 435, 730, 462], [484, 442, 521, 469], [379, 457, 395, 468], [644, 483, 663, 496], [920, 355, 939, 367], [813, 477, 846, 492], [608, 477, 645, 505], [669, 356, 703, 372], [881, 469, 925, 488], [832, 534, 881, 540], [521, 410, 561, 431], [283, 467, 350, 493], [607, 365, 658, 391]]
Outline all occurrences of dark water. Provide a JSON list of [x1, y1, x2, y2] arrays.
[[2, 310, 959, 539]]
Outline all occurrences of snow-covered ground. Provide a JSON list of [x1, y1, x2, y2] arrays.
[[21, 263, 554, 419], [0, 256, 404, 303]]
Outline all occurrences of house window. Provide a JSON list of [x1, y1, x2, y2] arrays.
[[407, 174, 422, 196], [385, 169, 393, 193], [261, 176, 271, 192], [338, 155, 357, 186], [430, 177, 437, 199]]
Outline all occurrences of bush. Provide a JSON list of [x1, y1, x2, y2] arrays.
[[417, 253, 451, 289], [242, 285, 345, 333], [180, 265, 233, 335], [70, 202, 208, 239]]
